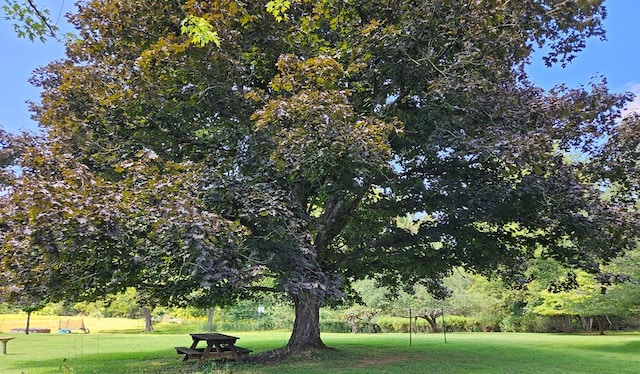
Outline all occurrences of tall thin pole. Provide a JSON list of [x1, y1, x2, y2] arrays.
[[409, 308, 412, 346]]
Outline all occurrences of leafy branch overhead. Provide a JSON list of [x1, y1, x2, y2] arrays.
[[265, 0, 291, 22], [180, 15, 220, 48], [2, 0, 59, 42]]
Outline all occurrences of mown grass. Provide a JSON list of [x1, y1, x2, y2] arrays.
[[1, 316, 639, 374]]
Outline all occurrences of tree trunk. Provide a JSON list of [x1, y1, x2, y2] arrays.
[[286, 294, 326, 352], [596, 317, 605, 335], [348, 320, 357, 334], [25, 311, 31, 335], [207, 308, 214, 332], [581, 316, 593, 332], [142, 307, 154, 332], [562, 315, 573, 332], [425, 316, 438, 333]]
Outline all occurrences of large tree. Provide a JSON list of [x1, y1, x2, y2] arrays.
[[4, 0, 638, 353]]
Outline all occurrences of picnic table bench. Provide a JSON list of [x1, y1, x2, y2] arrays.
[[175, 333, 252, 364]]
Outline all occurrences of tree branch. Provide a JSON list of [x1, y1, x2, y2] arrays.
[[26, 0, 58, 39]]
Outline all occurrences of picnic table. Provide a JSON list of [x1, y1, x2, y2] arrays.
[[175, 333, 252, 364]]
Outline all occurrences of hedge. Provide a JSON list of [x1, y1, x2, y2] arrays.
[[373, 315, 493, 333]]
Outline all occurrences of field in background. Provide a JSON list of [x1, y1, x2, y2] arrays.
[[0, 314, 150, 334], [1, 315, 640, 373], [0, 313, 215, 335]]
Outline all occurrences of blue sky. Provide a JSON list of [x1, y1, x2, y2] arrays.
[[1, 0, 639, 134]]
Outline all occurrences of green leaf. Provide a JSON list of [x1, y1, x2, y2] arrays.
[[180, 15, 220, 48], [265, 0, 291, 22]]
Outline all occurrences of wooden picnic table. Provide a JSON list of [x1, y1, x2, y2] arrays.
[[175, 333, 252, 364]]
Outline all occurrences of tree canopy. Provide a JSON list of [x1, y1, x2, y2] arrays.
[[1, 0, 639, 353]]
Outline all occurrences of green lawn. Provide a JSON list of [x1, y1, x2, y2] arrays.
[[1, 330, 640, 373]]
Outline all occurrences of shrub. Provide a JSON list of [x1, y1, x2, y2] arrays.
[[439, 315, 483, 332], [38, 302, 77, 316], [374, 314, 491, 333], [373, 316, 429, 333], [375, 316, 405, 333], [500, 314, 540, 332], [320, 319, 351, 333]]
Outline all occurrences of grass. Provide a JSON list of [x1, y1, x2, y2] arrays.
[[1, 315, 640, 373]]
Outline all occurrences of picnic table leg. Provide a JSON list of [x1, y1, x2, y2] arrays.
[[185, 338, 200, 361], [221, 343, 241, 362], [198, 342, 215, 365], [189, 338, 199, 350], [230, 347, 241, 362]]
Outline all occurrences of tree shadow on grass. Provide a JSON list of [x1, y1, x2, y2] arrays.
[[572, 336, 640, 355]]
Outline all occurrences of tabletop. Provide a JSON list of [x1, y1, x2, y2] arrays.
[[190, 333, 239, 343]]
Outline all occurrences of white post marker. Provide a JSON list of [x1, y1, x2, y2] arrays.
[[257, 306, 265, 332], [0, 337, 15, 355]]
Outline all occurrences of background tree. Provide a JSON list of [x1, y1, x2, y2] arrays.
[[4, 0, 637, 354], [529, 251, 640, 335], [367, 271, 502, 333]]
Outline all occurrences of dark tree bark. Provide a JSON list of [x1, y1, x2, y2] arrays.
[[417, 310, 442, 333], [425, 315, 438, 333], [596, 317, 606, 335], [287, 295, 326, 352], [25, 311, 31, 335]]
